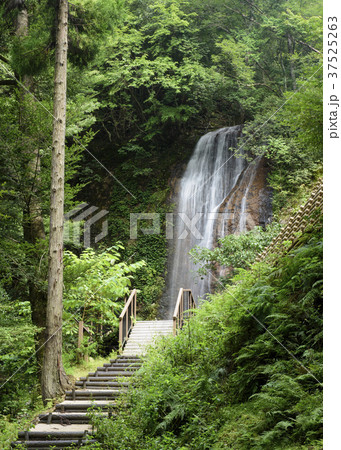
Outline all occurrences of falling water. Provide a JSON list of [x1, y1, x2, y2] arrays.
[[159, 126, 270, 319]]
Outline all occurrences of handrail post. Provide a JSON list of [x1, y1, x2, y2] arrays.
[[78, 320, 84, 362], [134, 290, 137, 321], [118, 289, 137, 352], [119, 317, 123, 354], [173, 288, 196, 335]]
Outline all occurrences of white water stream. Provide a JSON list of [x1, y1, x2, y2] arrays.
[[160, 126, 267, 318]]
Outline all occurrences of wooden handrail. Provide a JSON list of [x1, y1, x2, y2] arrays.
[[119, 289, 137, 352], [173, 288, 196, 335], [173, 288, 183, 335]]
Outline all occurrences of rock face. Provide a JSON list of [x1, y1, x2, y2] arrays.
[[160, 126, 272, 318], [215, 155, 272, 240]]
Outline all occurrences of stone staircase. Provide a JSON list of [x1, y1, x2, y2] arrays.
[[11, 321, 173, 449], [123, 320, 173, 356]]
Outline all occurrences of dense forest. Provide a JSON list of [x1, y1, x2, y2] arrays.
[[0, 0, 322, 448]]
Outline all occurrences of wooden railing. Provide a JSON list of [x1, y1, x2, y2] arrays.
[[173, 288, 196, 335], [119, 289, 137, 352]]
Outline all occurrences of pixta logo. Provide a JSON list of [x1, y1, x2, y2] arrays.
[[64, 203, 109, 247], [130, 212, 256, 239]]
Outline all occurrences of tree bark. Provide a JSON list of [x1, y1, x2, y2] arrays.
[[287, 32, 297, 91], [41, 0, 71, 401]]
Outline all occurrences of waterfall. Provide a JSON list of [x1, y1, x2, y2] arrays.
[[159, 126, 271, 319]]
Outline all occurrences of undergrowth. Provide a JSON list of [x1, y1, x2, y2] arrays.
[[89, 224, 322, 449]]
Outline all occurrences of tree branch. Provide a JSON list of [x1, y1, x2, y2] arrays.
[[296, 40, 321, 54], [212, 23, 231, 34], [224, 5, 262, 26], [243, 82, 280, 94], [242, 0, 267, 17], [223, 8, 321, 56]]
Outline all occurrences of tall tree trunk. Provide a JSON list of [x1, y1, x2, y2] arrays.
[[16, 5, 47, 370], [279, 53, 287, 91], [41, 0, 71, 401], [287, 32, 297, 91]]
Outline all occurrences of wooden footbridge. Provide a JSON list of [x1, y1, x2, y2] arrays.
[[11, 289, 196, 449]]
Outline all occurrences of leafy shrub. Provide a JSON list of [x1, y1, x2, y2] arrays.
[[91, 227, 322, 449], [190, 224, 281, 283], [0, 288, 41, 417], [63, 245, 145, 359]]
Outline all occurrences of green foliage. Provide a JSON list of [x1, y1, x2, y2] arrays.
[[10, 31, 50, 77], [107, 175, 170, 317], [0, 0, 323, 440], [118, 144, 153, 177], [128, 233, 168, 315], [240, 82, 322, 215], [96, 0, 222, 144], [190, 223, 282, 282], [0, 288, 41, 418], [281, 68, 323, 158], [91, 226, 322, 449], [63, 245, 145, 358]]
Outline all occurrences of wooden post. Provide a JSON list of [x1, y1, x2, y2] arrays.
[[134, 291, 137, 320], [100, 313, 103, 339], [78, 320, 84, 362], [119, 317, 123, 354]]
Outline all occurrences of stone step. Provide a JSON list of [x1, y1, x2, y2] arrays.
[[129, 333, 171, 336], [75, 380, 129, 388], [124, 345, 149, 350], [30, 423, 92, 433], [130, 331, 171, 334], [130, 330, 172, 334], [110, 358, 140, 363], [123, 346, 156, 350], [103, 362, 142, 367], [95, 366, 140, 372], [55, 400, 116, 412], [12, 349, 142, 447], [87, 375, 128, 382], [125, 339, 168, 344], [79, 372, 131, 380], [131, 327, 173, 330], [65, 389, 123, 400], [17, 428, 91, 440], [133, 320, 172, 324], [132, 324, 173, 326], [39, 412, 108, 424], [123, 351, 148, 356], [11, 319, 178, 447], [92, 370, 135, 377], [115, 356, 141, 359], [130, 326, 173, 329], [123, 352, 145, 356], [122, 320, 173, 357], [86, 372, 133, 378], [11, 439, 97, 448]]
